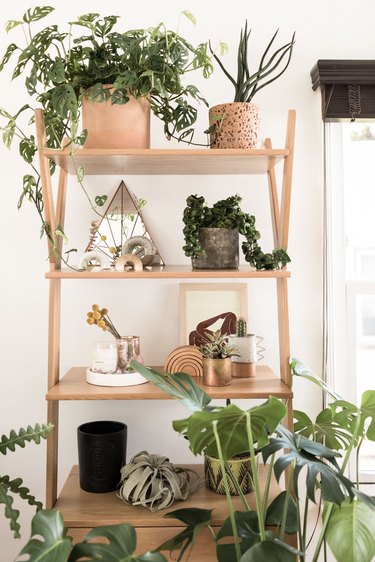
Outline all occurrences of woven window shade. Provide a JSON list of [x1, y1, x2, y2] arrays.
[[311, 60, 375, 121]]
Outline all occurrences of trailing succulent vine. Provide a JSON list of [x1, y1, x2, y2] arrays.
[[0, 423, 53, 538], [182, 194, 290, 270]]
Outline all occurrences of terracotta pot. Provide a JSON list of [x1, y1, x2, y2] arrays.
[[209, 102, 260, 149], [82, 86, 150, 149], [192, 227, 239, 270], [202, 357, 231, 386], [204, 454, 253, 495]]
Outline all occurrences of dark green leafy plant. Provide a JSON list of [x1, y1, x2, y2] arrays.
[[211, 20, 295, 103], [182, 194, 290, 270], [16, 509, 167, 562], [0, 6, 213, 253], [1, 423, 53, 538]]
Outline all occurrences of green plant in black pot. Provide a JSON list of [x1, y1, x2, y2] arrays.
[[182, 193, 290, 270], [0, 6, 213, 250]]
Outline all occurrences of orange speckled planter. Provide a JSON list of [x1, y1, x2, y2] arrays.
[[209, 102, 260, 149]]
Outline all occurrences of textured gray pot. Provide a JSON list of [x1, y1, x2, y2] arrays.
[[192, 227, 239, 269]]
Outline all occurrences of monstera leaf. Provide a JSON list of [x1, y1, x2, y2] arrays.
[[15, 510, 72, 561], [262, 425, 354, 504], [325, 498, 375, 562], [129, 361, 212, 412], [173, 397, 286, 459], [294, 407, 354, 450]]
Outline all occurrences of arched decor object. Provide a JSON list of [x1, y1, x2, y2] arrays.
[[115, 253, 143, 272], [164, 345, 203, 377], [122, 236, 156, 266], [78, 251, 111, 271]]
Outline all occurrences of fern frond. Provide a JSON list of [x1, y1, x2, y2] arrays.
[[0, 480, 20, 538], [0, 423, 53, 455]]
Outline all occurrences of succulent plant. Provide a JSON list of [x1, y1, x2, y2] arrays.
[[236, 317, 248, 338], [200, 329, 239, 359]]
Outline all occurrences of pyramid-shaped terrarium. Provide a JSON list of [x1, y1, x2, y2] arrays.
[[86, 180, 164, 267]]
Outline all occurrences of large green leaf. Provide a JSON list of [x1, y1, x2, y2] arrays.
[[294, 407, 354, 450], [290, 357, 342, 400], [51, 85, 78, 120], [70, 523, 167, 561], [15, 510, 72, 561], [240, 531, 301, 562], [129, 361, 212, 412], [157, 508, 212, 561], [265, 491, 298, 534], [325, 498, 375, 562], [216, 511, 260, 562], [360, 390, 375, 440], [262, 425, 354, 504], [177, 397, 286, 459]]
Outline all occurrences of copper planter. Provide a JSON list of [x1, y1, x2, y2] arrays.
[[202, 357, 231, 386]]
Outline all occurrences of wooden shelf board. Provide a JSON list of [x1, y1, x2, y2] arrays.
[[46, 366, 292, 401], [45, 265, 291, 279], [41, 147, 289, 175], [55, 464, 279, 528]]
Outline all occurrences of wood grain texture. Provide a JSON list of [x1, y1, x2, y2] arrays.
[[45, 265, 291, 279], [164, 345, 203, 377], [45, 366, 293, 400], [41, 147, 289, 176], [55, 464, 279, 528]]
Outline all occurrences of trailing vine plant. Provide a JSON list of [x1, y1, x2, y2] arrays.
[[182, 194, 290, 270], [0, 6, 214, 261]]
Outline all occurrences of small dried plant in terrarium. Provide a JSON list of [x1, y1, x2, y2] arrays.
[[86, 304, 121, 339]]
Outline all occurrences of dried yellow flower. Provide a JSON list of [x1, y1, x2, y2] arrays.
[[109, 247, 116, 254], [102, 326, 108, 331], [93, 311, 101, 320], [97, 320, 105, 328], [101, 235, 107, 241], [87, 311, 94, 318], [92, 304, 99, 311], [101, 308, 108, 315], [87, 318, 95, 325]]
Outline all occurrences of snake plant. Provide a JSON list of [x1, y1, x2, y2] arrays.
[[211, 20, 295, 102]]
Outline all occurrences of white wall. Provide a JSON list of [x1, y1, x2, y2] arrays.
[[1, 0, 373, 558]]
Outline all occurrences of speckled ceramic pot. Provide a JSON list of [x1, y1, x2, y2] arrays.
[[209, 102, 260, 149]]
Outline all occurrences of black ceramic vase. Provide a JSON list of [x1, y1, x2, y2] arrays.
[[77, 420, 127, 493]]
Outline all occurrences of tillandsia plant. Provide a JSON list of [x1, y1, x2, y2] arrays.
[[0, 6, 214, 257], [200, 329, 239, 359], [118, 451, 197, 512], [211, 20, 295, 103], [182, 194, 290, 270], [86, 304, 121, 339], [1, 423, 53, 538]]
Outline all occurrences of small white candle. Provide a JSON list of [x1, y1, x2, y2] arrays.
[[91, 341, 118, 374]]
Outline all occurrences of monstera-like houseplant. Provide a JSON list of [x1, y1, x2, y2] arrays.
[[12, 359, 375, 560], [0, 6, 213, 252], [209, 21, 295, 148], [182, 193, 290, 270]]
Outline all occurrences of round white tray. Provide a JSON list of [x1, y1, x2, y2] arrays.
[[86, 368, 148, 387]]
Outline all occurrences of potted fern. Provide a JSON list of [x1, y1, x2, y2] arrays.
[[209, 21, 295, 148]]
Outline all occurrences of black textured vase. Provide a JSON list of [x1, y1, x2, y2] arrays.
[[77, 420, 127, 493]]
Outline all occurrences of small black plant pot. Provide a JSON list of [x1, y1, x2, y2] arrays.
[[77, 420, 127, 493]]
